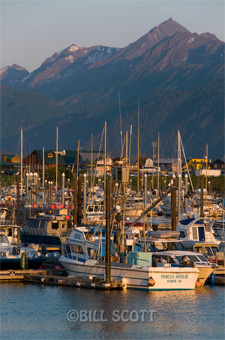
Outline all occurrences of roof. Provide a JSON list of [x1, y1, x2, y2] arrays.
[[212, 159, 224, 164], [158, 159, 178, 164], [26, 150, 83, 165]]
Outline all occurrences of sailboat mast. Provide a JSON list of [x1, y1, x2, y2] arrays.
[[104, 122, 107, 190], [118, 92, 123, 160], [77, 139, 80, 179], [137, 97, 140, 194], [56, 127, 58, 192], [205, 144, 208, 196], [42, 146, 45, 187], [129, 124, 132, 165], [20, 127, 23, 196], [177, 130, 181, 222], [157, 131, 160, 195], [91, 133, 93, 189]]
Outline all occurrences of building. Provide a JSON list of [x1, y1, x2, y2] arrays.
[[1, 154, 21, 174], [24, 149, 83, 172]]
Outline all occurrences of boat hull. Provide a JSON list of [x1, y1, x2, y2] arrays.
[[60, 256, 199, 290]]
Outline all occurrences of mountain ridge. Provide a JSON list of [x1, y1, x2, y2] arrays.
[[1, 18, 224, 159]]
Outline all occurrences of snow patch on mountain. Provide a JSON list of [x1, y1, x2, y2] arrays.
[[65, 55, 74, 62], [69, 45, 82, 52]]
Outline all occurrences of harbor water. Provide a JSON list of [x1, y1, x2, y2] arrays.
[[0, 283, 224, 339]]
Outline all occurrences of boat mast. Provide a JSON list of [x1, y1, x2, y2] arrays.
[[77, 139, 80, 179], [20, 127, 23, 196], [157, 131, 160, 196], [56, 126, 58, 193], [118, 92, 123, 160], [104, 121, 107, 212], [91, 133, 93, 189], [105, 177, 111, 283], [129, 124, 132, 165], [42, 146, 45, 187], [137, 97, 140, 194], [205, 144, 208, 197], [177, 130, 182, 223]]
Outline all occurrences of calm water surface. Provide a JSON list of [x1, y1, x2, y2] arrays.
[[0, 283, 224, 340]]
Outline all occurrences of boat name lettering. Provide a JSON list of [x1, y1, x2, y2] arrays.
[[74, 233, 82, 240], [161, 274, 174, 279]]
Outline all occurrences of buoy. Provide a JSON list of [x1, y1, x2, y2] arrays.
[[196, 279, 201, 287], [210, 273, 215, 285], [65, 215, 70, 220], [148, 277, 156, 286]]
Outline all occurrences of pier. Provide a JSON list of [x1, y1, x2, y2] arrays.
[[0, 269, 125, 290]]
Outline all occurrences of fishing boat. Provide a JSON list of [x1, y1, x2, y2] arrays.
[[59, 228, 200, 290], [176, 217, 219, 249], [20, 212, 73, 248], [0, 225, 46, 270]]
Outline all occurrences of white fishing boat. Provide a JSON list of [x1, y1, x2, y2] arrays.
[[177, 217, 219, 248], [153, 250, 215, 285], [59, 228, 200, 290]]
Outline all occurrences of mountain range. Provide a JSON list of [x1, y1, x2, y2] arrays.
[[1, 18, 224, 160]]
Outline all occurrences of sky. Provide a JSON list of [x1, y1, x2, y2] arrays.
[[1, 0, 224, 72]]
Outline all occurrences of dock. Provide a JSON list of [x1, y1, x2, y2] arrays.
[[0, 269, 125, 290], [0, 269, 47, 281], [23, 273, 125, 290]]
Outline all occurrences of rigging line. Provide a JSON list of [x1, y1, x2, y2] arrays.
[[180, 135, 194, 192]]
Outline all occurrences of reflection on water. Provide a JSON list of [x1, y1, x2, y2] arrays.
[[0, 283, 224, 340]]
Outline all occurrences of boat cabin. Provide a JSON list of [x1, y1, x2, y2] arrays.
[[0, 225, 21, 244]]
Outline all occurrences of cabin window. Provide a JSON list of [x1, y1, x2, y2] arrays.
[[0, 235, 8, 243], [52, 222, 59, 230], [192, 227, 198, 240], [195, 247, 204, 254], [29, 219, 39, 228], [187, 255, 199, 263], [212, 247, 219, 255], [205, 247, 213, 256], [87, 247, 97, 258], [180, 231, 186, 238], [40, 221, 46, 229], [8, 228, 12, 236], [197, 255, 208, 262], [70, 244, 84, 254], [65, 245, 71, 255], [88, 206, 94, 212]]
